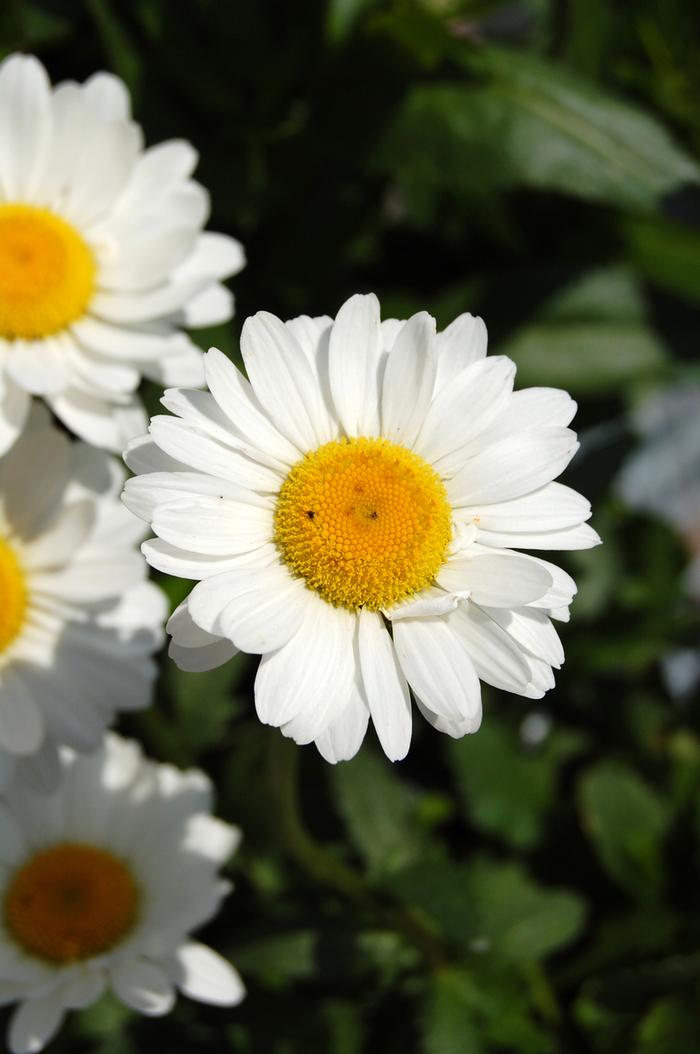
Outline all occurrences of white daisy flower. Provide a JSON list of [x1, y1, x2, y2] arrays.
[[0, 53, 245, 454], [0, 405, 166, 787], [123, 293, 600, 763], [0, 732, 244, 1054]]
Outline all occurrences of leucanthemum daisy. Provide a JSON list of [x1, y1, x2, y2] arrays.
[[0, 53, 245, 454], [0, 733, 244, 1054], [0, 405, 166, 787], [123, 293, 600, 763]]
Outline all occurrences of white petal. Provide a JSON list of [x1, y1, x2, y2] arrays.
[[72, 317, 191, 362], [152, 497, 272, 556], [21, 501, 93, 569], [99, 226, 195, 291], [0, 55, 52, 201], [90, 276, 210, 325], [457, 481, 591, 533], [437, 549, 553, 607], [0, 803, 26, 864], [415, 357, 516, 470], [143, 537, 274, 580], [0, 423, 70, 535], [381, 312, 436, 448], [183, 283, 233, 327], [63, 121, 141, 225], [484, 387, 578, 440], [434, 312, 487, 392], [392, 616, 481, 730], [47, 389, 147, 452], [149, 416, 281, 491], [476, 521, 601, 550], [315, 688, 370, 764], [328, 293, 382, 437], [123, 433, 189, 475], [123, 470, 253, 523], [6, 339, 70, 395], [168, 942, 245, 1006], [204, 348, 300, 467], [447, 603, 534, 695], [0, 368, 30, 454], [8, 994, 66, 1054], [357, 609, 411, 761], [481, 606, 564, 668], [0, 671, 45, 756], [386, 587, 461, 621], [447, 429, 579, 506], [169, 636, 238, 672], [82, 72, 130, 119], [176, 232, 246, 281], [188, 562, 309, 653], [110, 959, 175, 1017], [255, 595, 355, 734], [241, 312, 334, 451]]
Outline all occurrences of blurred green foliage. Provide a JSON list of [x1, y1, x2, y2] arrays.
[[2, 0, 700, 1051]]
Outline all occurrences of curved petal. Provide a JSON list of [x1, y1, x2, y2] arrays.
[[328, 293, 382, 437]]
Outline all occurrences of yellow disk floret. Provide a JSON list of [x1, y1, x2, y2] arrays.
[[4, 843, 140, 964], [0, 537, 27, 654], [274, 437, 452, 611], [0, 204, 95, 339]]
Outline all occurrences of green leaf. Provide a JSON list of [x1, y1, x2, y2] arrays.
[[495, 267, 669, 394], [380, 49, 698, 226], [447, 717, 585, 849], [331, 748, 441, 876], [233, 931, 317, 986], [625, 215, 700, 305], [577, 761, 670, 896], [636, 997, 700, 1054], [393, 858, 585, 962], [421, 970, 483, 1054], [472, 47, 699, 209], [325, 0, 374, 43]]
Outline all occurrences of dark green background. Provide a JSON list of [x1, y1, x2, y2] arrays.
[[2, 1, 700, 1051]]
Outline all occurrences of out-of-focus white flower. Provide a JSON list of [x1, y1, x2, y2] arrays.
[[0, 406, 166, 787], [0, 53, 245, 453], [617, 382, 700, 599], [124, 293, 599, 763], [0, 733, 244, 1054]]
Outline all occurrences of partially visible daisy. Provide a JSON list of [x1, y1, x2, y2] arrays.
[[0, 732, 244, 1054], [123, 294, 600, 763], [0, 53, 245, 454], [0, 406, 166, 787]]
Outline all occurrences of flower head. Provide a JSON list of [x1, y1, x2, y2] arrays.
[[124, 293, 600, 762], [0, 406, 166, 785], [0, 733, 244, 1053], [0, 53, 245, 453]]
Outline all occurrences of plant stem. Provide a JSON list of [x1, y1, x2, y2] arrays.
[[266, 732, 446, 968]]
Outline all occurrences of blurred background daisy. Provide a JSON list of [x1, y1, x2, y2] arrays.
[[0, 53, 244, 453]]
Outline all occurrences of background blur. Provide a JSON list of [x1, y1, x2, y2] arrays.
[[2, 1, 700, 1051]]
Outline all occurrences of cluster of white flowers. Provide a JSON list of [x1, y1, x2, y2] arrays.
[[0, 50, 598, 1054]]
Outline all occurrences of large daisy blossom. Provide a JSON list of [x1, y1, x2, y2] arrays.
[[0, 53, 245, 454], [0, 406, 166, 788], [123, 293, 600, 763], [0, 733, 244, 1054]]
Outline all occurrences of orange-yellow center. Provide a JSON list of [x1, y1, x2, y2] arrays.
[[0, 537, 27, 654], [0, 204, 95, 339], [4, 843, 140, 963], [274, 437, 452, 610]]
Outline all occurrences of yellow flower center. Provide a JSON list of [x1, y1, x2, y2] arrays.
[[274, 437, 452, 610], [4, 843, 140, 964], [0, 204, 95, 339], [0, 538, 27, 654]]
